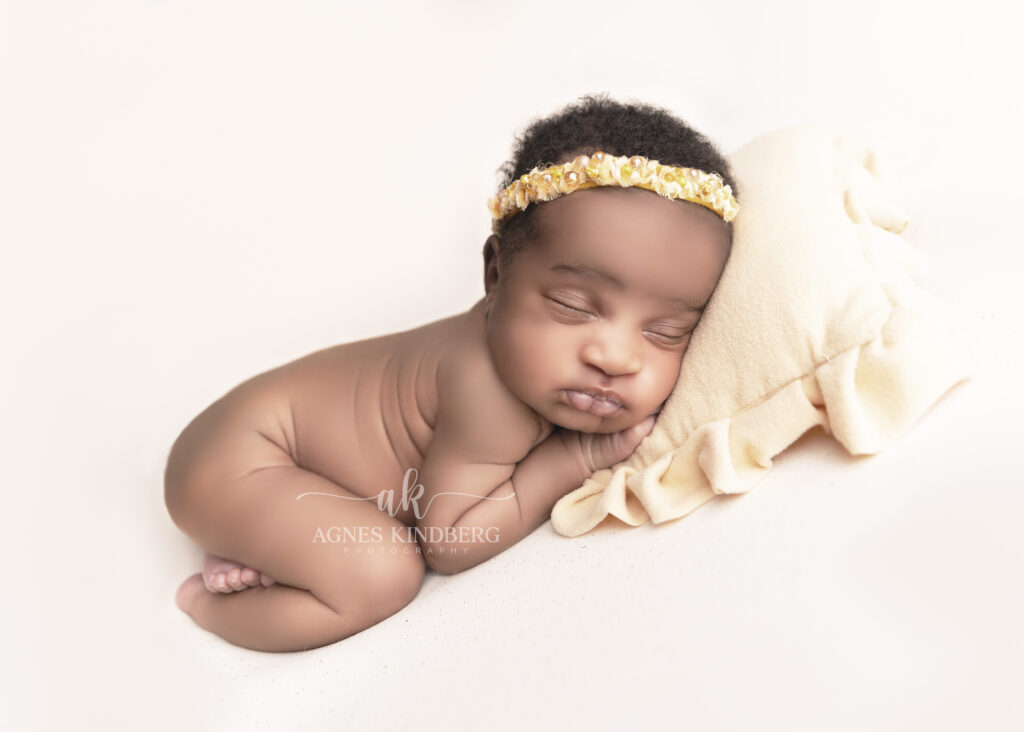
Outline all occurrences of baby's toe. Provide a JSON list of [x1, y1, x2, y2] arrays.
[[201, 572, 217, 592], [239, 567, 260, 587], [225, 568, 247, 591], [260, 573, 276, 587], [205, 572, 229, 593]]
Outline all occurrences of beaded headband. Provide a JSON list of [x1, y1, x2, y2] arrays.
[[487, 151, 739, 232]]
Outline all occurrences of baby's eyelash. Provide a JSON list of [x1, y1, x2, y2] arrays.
[[647, 331, 688, 344], [548, 297, 590, 313]]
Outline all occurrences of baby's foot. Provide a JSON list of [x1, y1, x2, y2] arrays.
[[175, 573, 204, 615], [202, 552, 276, 593]]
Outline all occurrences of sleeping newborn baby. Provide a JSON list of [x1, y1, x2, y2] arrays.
[[166, 94, 738, 652]]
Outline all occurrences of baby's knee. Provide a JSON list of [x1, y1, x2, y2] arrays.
[[343, 548, 426, 621]]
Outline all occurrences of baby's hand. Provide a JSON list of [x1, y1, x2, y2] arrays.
[[558, 415, 657, 476]]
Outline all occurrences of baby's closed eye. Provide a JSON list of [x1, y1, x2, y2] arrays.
[[546, 295, 590, 315], [544, 296, 691, 344], [645, 328, 689, 344]]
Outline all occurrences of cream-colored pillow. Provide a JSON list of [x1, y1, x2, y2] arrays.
[[550, 126, 972, 537]]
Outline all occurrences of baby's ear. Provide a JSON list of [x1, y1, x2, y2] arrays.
[[482, 235, 501, 295]]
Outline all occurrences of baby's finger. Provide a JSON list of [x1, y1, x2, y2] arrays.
[[599, 416, 657, 468], [634, 415, 656, 436]]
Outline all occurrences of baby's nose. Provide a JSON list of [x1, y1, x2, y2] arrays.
[[580, 340, 642, 376]]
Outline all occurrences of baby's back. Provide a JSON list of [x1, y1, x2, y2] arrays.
[[178, 304, 476, 526]]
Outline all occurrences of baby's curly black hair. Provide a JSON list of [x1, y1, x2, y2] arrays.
[[493, 94, 737, 265]]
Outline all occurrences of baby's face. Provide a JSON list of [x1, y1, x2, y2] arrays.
[[485, 186, 731, 434]]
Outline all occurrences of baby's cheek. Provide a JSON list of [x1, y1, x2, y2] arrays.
[[516, 320, 571, 359], [496, 321, 560, 383], [656, 354, 686, 395]]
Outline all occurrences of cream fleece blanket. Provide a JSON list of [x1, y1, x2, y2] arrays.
[[550, 126, 972, 538]]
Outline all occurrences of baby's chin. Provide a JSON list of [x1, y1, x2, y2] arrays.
[[545, 406, 639, 434]]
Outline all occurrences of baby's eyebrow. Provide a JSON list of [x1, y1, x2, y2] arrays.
[[550, 263, 704, 313]]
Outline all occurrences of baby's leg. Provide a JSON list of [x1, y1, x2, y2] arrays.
[[166, 453, 425, 652]]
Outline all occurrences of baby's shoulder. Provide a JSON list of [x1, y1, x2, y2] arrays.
[[435, 319, 551, 463]]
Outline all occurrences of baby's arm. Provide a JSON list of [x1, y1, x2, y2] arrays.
[[416, 427, 581, 575], [416, 349, 653, 575]]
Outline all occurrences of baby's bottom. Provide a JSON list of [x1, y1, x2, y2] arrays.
[[166, 435, 425, 653]]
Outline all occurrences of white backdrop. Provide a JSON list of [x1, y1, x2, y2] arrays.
[[3, 1, 1022, 730]]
